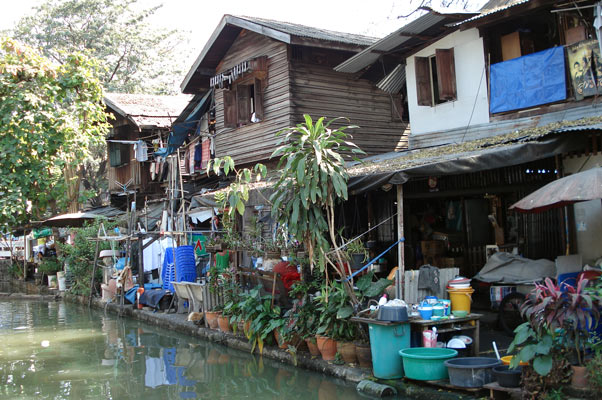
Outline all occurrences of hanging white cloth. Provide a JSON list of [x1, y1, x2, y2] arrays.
[[134, 140, 148, 162]]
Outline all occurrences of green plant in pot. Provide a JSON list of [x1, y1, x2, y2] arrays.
[[345, 238, 368, 271], [314, 281, 353, 361], [509, 275, 600, 395]]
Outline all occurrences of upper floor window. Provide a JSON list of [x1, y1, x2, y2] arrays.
[[223, 78, 264, 128], [415, 48, 457, 106]]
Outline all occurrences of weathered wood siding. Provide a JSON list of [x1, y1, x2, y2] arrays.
[[290, 62, 409, 155], [214, 31, 291, 166], [107, 116, 144, 193]]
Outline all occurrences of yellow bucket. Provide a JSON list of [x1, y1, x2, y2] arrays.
[[447, 288, 474, 314]]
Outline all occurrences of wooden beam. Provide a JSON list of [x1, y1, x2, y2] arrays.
[[290, 36, 366, 53], [397, 184, 405, 299]]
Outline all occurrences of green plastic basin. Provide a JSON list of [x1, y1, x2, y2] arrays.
[[399, 347, 458, 380]]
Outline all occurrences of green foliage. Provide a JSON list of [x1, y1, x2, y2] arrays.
[[208, 156, 267, 218], [314, 282, 357, 341], [38, 258, 62, 275], [8, 262, 24, 279], [355, 271, 392, 300], [281, 281, 319, 341], [57, 219, 118, 296], [269, 115, 364, 273], [234, 287, 281, 355], [586, 347, 602, 391], [0, 38, 110, 228], [345, 238, 368, 259], [508, 322, 556, 375], [520, 276, 601, 366], [10, 0, 186, 94]]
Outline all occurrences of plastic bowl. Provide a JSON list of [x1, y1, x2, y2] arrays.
[[501, 355, 529, 366], [452, 310, 468, 318], [399, 348, 458, 380]]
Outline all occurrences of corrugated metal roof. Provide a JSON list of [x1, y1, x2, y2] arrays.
[[334, 12, 448, 73], [237, 16, 378, 46], [376, 64, 406, 93], [551, 123, 602, 133], [347, 114, 602, 179], [457, 0, 531, 25], [104, 93, 191, 128]]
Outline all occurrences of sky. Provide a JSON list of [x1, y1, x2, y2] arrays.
[[0, 0, 487, 87], [0, 0, 487, 43]]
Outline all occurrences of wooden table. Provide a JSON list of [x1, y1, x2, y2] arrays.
[[409, 313, 482, 356]]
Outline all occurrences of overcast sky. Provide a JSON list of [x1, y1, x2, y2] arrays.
[[0, 0, 487, 85], [0, 1, 487, 42]]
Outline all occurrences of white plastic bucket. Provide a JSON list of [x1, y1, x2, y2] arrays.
[[47, 274, 57, 288]]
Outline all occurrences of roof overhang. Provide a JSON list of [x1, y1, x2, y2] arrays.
[[334, 7, 478, 74], [181, 15, 292, 94]]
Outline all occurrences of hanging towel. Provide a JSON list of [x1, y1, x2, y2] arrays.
[[134, 140, 148, 162], [418, 264, 440, 295]]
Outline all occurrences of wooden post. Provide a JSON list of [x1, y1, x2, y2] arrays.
[[396, 184, 405, 300], [88, 239, 100, 307]]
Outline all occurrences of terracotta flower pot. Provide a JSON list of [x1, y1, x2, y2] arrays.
[[305, 338, 320, 356], [237, 321, 245, 335], [316, 335, 337, 361], [205, 311, 220, 329], [273, 329, 287, 349], [355, 342, 372, 368], [571, 365, 589, 389], [217, 314, 231, 332], [337, 341, 357, 364]]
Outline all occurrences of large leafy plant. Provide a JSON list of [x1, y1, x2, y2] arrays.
[[270, 115, 364, 303], [510, 276, 601, 374]]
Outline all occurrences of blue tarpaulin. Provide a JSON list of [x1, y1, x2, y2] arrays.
[[490, 47, 567, 114], [155, 90, 212, 157]]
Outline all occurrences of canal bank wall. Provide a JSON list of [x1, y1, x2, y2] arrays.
[[6, 279, 476, 400]]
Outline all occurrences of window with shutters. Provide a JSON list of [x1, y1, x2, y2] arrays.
[[108, 142, 130, 167], [223, 78, 264, 128], [414, 48, 457, 107]]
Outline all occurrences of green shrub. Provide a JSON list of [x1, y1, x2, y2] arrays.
[[58, 219, 119, 296]]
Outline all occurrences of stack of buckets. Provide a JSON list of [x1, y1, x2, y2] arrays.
[[447, 277, 473, 315]]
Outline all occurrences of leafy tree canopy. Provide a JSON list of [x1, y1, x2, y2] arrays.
[[11, 0, 185, 94], [0, 38, 110, 229]]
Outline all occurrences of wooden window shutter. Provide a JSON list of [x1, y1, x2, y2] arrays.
[[415, 57, 432, 106], [108, 142, 121, 167], [223, 90, 237, 128], [254, 78, 264, 121], [237, 84, 251, 125], [435, 48, 457, 101]]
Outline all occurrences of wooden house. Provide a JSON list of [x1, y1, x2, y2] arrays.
[[179, 15, 411, 169], [104, 93, 190, 207]]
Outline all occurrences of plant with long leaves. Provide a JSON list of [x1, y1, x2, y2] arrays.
[[269, 115, 364, 302], [510, 275, 601, 374]]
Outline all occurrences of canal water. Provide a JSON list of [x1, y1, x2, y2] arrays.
[[0, 299, 368, 400]]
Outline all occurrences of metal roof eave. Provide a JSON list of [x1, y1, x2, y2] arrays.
[[334, 9, 477, 74]]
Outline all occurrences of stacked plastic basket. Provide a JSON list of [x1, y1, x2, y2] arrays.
[[161, 246, 197, 291], [175, 245, 197, 283]]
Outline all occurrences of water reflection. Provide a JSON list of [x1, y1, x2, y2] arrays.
[[0, 300, 365, 400]]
